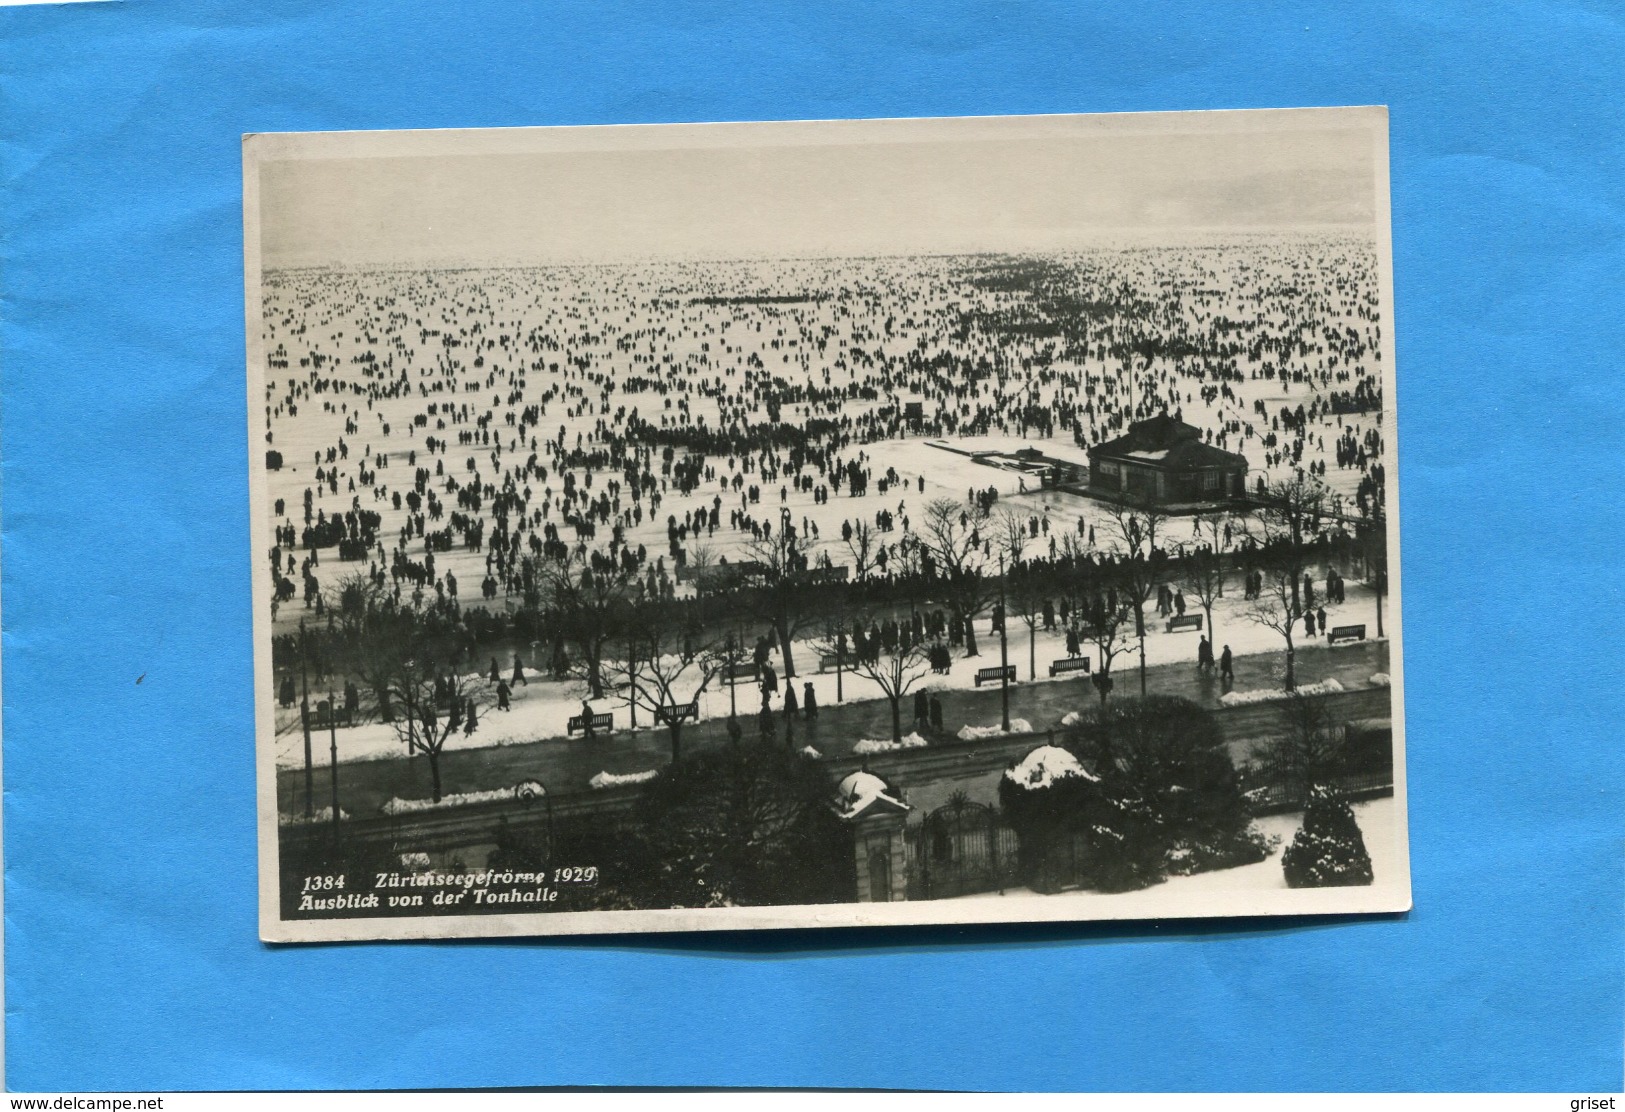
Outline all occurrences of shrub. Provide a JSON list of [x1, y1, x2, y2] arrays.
[[603, 743, 851, 909], [1073, 695, 1268, 878], [1282, 786, 1374, 887], [998, 743, 1166, 893], [998, 754, 1101, 892]]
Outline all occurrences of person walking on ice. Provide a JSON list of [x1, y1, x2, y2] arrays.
[[1219, 645, 1234, 684]]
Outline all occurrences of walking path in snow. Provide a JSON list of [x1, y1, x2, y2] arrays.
[[278, 639, 1389, 818]]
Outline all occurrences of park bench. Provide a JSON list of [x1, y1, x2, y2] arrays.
[[1165, 614, 1203, 634], [817, 653, 842, 673], [725, 660, 759, 680], [1328, 624, 1367, 645], [1048, 656, 1092, 677], [655, 701, 699, 725], [566, 712, 614, 736], [974, 665, 1017, 687]]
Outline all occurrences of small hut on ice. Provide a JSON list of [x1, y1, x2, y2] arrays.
[[1087, 413, 1247, 508]]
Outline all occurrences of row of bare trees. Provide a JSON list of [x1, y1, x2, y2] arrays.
[[286, 475, 1386, 798]]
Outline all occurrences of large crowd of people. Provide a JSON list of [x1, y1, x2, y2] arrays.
[[262, 237, 1392, 746]]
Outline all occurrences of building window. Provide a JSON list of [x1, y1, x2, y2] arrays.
[[1202, 471, 1220, 492], [1099, 460, 1120, 478]]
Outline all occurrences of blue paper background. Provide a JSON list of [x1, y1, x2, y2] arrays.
[[2, 0, 1621, 1092]]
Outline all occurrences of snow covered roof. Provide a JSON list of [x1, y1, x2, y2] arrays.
[[834, 770, 909, 819], [1089, 412, 1248, 471], [1004, 744, 1099, 790]]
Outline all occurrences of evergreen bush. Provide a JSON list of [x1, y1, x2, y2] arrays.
[[602, 742, 850, 908], [1282, 785, 1374, 887], [1077, 695, 1269, 879]]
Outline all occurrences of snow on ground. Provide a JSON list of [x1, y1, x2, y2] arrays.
[[274, 577, 1388, 771], [957, 795, 1399, 903], [958, 718, 1034, 741], [278, 806, 349, 825], [589, 769, 659, 790], [1370, 672, 1390, 686], [853, 732, 929, 755], [262, 244, 1393, 773], [379, 784, 529, 816], [1218, 676, 1344, 706], [264, 246, 1389, 645]]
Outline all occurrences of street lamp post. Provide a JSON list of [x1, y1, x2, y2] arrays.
[[328, 688, 339, 830], [998, 556, 1010, 732], [299, 620, 314, 821], [627, 637, 638, 729]]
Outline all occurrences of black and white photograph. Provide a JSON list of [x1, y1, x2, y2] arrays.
[[246, 108, 1410, 941]]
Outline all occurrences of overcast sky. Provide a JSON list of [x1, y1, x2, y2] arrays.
[[254, 111, 1382, 269]]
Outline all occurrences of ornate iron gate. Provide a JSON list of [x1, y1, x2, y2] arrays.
[[906, 793, 1020, 900]]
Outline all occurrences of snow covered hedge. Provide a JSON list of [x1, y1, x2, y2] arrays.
[[1004, 745, 1097, 790], [1219, 677, 1344, 706], [1002, 696, 1271, 892], [1369, 672, 1391, 687]]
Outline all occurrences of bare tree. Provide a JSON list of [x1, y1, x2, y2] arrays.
[[1253, 691, 1347, 800], [920, 497, 996, 658], [844, 520, 877, 583], [996, 508, 1028, 566], [613, 603, 722, 763], [1245, 550, 1311, 690], [1074, 579, 1134, 707], [1108, 496, 1169, 697], [687, 540, 717, 620], [743, 524, 811, 680], [819, 618, 932, 745], [544, 547, 638, 699], [384, 652, 491, 804], [1249, 474, 1331, 617], [1240, 475, 1334, 692], [1180, 512, 1234, 645], [1359, 511, 1389, 638], [325, 571, 407, 725], [996, 510, 1043, 679]]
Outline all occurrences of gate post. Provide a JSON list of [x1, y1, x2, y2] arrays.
[[834, 770, 912, 902], [851, 810, 908, 903]]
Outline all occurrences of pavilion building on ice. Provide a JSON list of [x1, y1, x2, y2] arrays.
[[1085, 413, 1249, 510]]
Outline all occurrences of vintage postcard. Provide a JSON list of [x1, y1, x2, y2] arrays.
[[246, 107, 1410, 941]]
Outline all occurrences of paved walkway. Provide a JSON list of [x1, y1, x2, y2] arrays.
[[280, 639, 1391, 818]]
